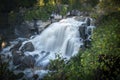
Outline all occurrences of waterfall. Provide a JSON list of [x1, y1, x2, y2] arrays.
[[0, 17, 95, 79], [20, 18, 85, 66]]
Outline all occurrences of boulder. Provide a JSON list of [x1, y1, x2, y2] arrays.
[[84, 40, 91, 48], [74, 16, 86, 22], [67, 10, 80, 17], [87, 28, 92, 35], [41, 51, 45, 54], [15, 23, 32, 38], [15, 19, 41, 38], [20, 55, 36, 69], [12, 50, 24, 65], [21, 42, 34, 52], [10, 41, 22, 51], [12, 50, 35, 70], [33, 54, 39, 59], [86, 17, 91, 26], [79, 24, 87, 40]]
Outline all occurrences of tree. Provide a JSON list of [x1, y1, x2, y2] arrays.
[[98, 0, 120, 14], [0, 0, 37, 13], [43, 0, 49, 6], [0, 0, 37, 40], [0, 0, 37, 29]]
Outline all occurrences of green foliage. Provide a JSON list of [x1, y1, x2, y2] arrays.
[[61, 0, 70, 4], [43, 0, 49, 6], [43, 53, 84, 80], [43, 12, 120, 80], [0, 0, 37, 12], [96, 54, 120, 80], [60, 5, 68, 16], [24, 7, 50, 21], [0, 55, 24, 80], [98, 0, 120, 14]]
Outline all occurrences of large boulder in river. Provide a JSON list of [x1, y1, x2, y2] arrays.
[[19, 55, 36, 70], [21, 42, 34, 52], [10, 41, 22, 51], [12, 51, 35, 70], [12, 50, 24, 65]]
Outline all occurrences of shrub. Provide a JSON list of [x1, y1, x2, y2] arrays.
[[43, 12, 120, 80]]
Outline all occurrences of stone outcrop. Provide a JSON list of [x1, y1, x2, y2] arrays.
[[10, 41, 22, 51], [66, 10, 81, 17], [12, 50, 35, 70], [79, 17, 93, 48], [12, 50, 24, 65], [19, 55, 35, 70], [21, 42, 34, 52], [15, 20, 51, 38]]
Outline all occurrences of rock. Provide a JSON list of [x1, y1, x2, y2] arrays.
[[41, 51, 45, 54], [12, 50, 35, 70], [80, 11, 90, 16], [86, 17, 91, 26], [20, 55, 35, 70], [74, 16, 86, 22], [10, 41, 22, 51], [79, 24, 87, 40], [46, 52, 50, 54], [67, 10, 80, 17], [80, 45, 86, 51], [15, 19, 41, 38], [87, 28, 92, 35], [15, 20, 51, 37], [12, 50, 24, 65], [84, 40, 91, 48], [15, 23, 32, 38], [33, 54, 39, 59], [39, 21, 51, 29], [21, 42, 34, 52]]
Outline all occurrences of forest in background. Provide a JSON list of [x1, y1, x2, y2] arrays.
[[0, 0, 120, 80]]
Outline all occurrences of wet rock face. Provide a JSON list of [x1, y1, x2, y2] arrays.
[[74, 16, 86, 22], [12, 50, 35, 70], [10, 41, 35, 70], [19, 55, 35, 70], [78, 17, 93, 48], [21, 42, 34, 52], [86, 17, 91, 26], [67, 10, 81, 17], [79, 24, 87, 40], [15, 23, 33, 38], [12, 50, 24, 65], [15, 19, 41, 38], [10, 41, 22, 51], [15, 20, 51, 38]]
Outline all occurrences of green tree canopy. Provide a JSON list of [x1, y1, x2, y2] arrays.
[[0, 0, 37, 13]]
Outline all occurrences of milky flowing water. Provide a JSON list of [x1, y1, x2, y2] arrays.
[[1, 17, 95, 79], [20, 18, 85, 66]]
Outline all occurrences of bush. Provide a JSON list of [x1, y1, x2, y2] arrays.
[[24, 6, 52, 21], [0, 55, 25, 80], [43, 12, 120, 80]]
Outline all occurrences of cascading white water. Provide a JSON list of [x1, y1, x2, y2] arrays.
[[20, 17, 85, 67], [1, 17, 95, 79]]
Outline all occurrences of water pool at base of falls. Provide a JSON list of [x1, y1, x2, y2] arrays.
[[1, 17, 95, 79]]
